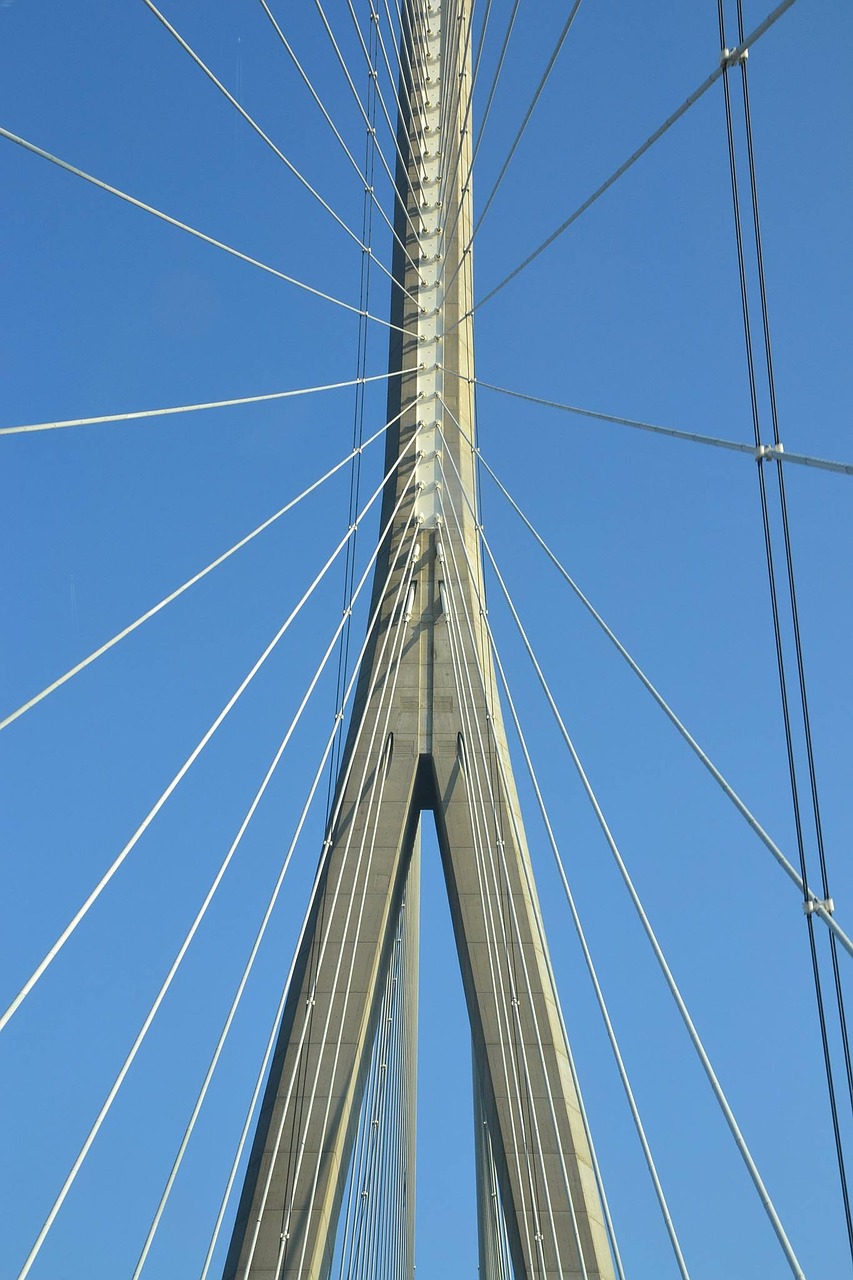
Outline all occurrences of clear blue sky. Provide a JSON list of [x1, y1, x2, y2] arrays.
[[1, 1, 852, 1277]]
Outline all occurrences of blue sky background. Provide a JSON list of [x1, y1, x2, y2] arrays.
[[1, 1, 852, 1277]]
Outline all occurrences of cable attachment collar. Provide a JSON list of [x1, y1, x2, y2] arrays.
[[755, 441, 785, 463], [721, 45, 749, 69], [804, 897, 835, 917]]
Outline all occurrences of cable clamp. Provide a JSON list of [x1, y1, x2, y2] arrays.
[[721, 45, 749, 69], [804, 897, 835, 916], [755, 441, 784, 463]]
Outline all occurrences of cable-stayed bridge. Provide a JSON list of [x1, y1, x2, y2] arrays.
[[2, 2, 853, 1277]]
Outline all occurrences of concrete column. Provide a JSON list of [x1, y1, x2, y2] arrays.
[[222, 5, 617, 1277]]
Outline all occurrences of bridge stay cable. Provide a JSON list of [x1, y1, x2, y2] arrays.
[[0, 371, 405, 438], [129, 482, 422, 1280], [468, 376, 853, 474], [17, 482, 416, 1280], [438, 0, 521, 248], [717, 0, 853, 1256], [0, 125, 420, 341], [138, 0, 423, 313], [309, 0, 428, 258], [450, 0, 801, 324], [436, 441, 689, 1280], [255, 0, 426, 285], [196, 523, 423, 1280], [438, 391, 853, 958], [235, 532, 423, 1279], [438, 524, 590, 1277], [441, 0, 585, 299], [733, 0, 853, 1149], [438, 412, 808, 1279], [0, 408, 399, 735], [0, 426, 421, 1040]]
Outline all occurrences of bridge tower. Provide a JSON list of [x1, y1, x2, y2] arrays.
[[223, 5, 617, 1276]]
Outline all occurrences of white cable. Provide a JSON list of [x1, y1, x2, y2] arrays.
[[23, 488, 402, 1280], [438, 0, 521, 260], [445, 515, 685, 1276], [0, 124, 418, 341], [468, 0, 802, 317], [435, 425, 628, 1280], [286, 606, 413, 1280], [0, 371, 402, 437], [140, 0, 424, 313], [469, 376, 853, 473], [438, 557, 553, 1275], [439, 518, 585, 1279], [197, 516, 421, 1280], [343, 0, 433, 248], [0, 429, 418, 1038], [130, 476, 420, 1278], [466, 420, 853, 957], [0, 413, 396, 733], [468, 491, 808, 1280], [255, 0, 426, 286], [310, 0, 427, 256]]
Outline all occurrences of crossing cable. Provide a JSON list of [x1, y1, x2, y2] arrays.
[[22, 480, 413, 1280], [441, 0, 585, 301], [438, 543, 572, 1277], [435, 560, 544, 1272], [0, 410, 395, 733], [437, 470, 624, 1280], [128, 480, 420, 1279], [717, 0, 853, 1255], [735, 0, 851, 969], [464, 377, 853, 474], [139, 0, 422, 313], [735, 0, 853, 1158], [255, 0, 426, 285], [0, 426, 420, 1038], [434, 438, 629, 1280], [440, 479, 690, 1278], [235, 529, 422, 1280], [196, 517, 421, 1280], [0, 125, 420, 341], [310, 0, 428, 257], [456, 488, 807, 1280], [448, 0, 800, 324], [437, 391, 853, 958]]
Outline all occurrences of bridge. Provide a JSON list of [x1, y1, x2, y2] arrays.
[[2, 2, 852, 1277]]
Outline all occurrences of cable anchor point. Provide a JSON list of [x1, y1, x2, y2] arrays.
[[804, 897, 835, 917], [721, 45, 749, 69], [755, 441, 784, 463]]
